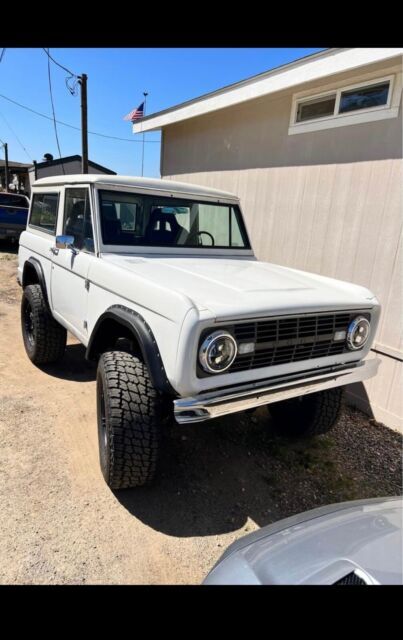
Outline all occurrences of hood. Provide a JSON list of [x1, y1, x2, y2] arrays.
[[102, 254, 377, 320], [204, 497, 403, 585]]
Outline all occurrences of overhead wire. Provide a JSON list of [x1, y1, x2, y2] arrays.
[[42, 48, 77, 79], [42, 48, 79, 96], [0, 48, 6, 64], [45, 48, 65, 174], [0, 110, 34, 162], [0, 93, 160, 143]]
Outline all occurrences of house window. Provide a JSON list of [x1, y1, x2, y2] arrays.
[[289, 73, 399, 134], [296, 94, 336, 122], [338, 81, 389, 113]]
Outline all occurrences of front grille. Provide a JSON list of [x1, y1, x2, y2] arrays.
[[229, 311, 368, 373], [334, 571, 368, 585]]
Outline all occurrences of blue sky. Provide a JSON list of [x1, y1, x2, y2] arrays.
[[0, 48, 324, 177]]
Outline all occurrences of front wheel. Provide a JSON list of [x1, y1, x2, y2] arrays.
[[268, 387, 344, 437], [97, 351, 167, 489]]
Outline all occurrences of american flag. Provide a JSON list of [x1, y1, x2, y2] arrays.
[[123, 102, 145, 123]]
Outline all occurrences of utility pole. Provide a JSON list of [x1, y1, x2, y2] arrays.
[[2, 141, 9, 192], [141, 92, 148, 177], [79, 74, 88, 174]]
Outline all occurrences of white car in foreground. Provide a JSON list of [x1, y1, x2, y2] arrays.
[[18, 175, 380, 489], [204, 497, 402, 585]]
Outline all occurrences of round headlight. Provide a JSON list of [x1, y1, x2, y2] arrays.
[[199, 330, 237, 373], [347, 316, 370, 350]]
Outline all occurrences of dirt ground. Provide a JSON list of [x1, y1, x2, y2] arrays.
[[0, 242, 402, 584]]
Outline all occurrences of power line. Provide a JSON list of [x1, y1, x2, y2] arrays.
[[0, 93, 160, 143], [46, 48, 65, 174], [0, 48, 6, 64], [42, 48, 79, 96], [42, 48, 77, 79], [0, 110, 33, 162]]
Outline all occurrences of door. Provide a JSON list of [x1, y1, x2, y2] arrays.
[[50, 186, 95, 341]]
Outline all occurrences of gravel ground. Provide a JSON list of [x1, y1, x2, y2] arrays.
[[0, 243, 401, 584]]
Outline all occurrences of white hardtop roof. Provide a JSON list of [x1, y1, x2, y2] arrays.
[[134, 47, 403, 133], [32, 174, 239, 201]]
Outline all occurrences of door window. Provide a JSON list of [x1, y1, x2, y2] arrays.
[[29, 193, 59, 234], [63, 188, 94, 252]]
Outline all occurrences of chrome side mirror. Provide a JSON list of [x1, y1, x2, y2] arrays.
[[55, 235, 78, 253]]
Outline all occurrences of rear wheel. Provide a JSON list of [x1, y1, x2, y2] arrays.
[[268, 387, 344, 437], [97, 351, 168, 489], [21, 284, 67, 364]]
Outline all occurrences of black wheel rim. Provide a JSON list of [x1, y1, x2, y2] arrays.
[[23, 299, 35, 346]]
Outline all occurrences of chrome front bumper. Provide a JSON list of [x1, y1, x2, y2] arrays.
[[174, 358, 380, 424]]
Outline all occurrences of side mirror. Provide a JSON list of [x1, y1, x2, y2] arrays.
[[56, 234, 76, 251]]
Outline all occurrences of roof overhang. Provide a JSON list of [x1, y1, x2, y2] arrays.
[[133, 48, 403, 133]]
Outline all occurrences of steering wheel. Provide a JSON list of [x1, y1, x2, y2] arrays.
[[196, 231, 215, 246]]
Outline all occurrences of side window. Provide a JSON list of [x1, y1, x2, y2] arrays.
[[29, 193, 59, 234], [63, 188, 94, 252]]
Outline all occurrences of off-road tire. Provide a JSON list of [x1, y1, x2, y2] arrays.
[[21, 284, 67, 364], [268, 387, 344, 437], [97, 351, 167, 489]]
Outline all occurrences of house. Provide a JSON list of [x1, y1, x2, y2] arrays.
[[134, 48, 403, 431], [28, 154, 116, 191], [0, 159, 32, 194]]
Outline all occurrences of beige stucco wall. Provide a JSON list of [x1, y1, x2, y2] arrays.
[[161, 59, 403, 431]]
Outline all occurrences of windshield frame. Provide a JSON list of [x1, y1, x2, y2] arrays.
[[95, 185, 254, 256]]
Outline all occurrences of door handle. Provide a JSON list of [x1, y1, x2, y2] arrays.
[[49, 246, 59, 255]]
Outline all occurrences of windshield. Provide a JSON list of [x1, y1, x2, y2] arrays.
[[98, 189, 250, 249], [0, 193, 29, 208]]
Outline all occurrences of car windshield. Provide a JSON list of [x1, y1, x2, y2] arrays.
[[98, 189, 250, 249]]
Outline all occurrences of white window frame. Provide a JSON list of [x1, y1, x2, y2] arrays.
[[289, 72, 401, 135]]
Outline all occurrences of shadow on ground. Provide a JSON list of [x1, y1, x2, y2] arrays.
[[0, 240, 18, 255], [115, 405, 403, 538], [41, 343, 96, 382]]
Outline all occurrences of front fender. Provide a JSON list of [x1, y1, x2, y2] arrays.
[[86, 304, 178, 396]]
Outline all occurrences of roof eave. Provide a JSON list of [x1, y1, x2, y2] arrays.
[[133, 47, 403, 133]]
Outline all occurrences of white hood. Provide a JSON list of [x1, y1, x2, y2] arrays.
[[102, 254, 377, 320]]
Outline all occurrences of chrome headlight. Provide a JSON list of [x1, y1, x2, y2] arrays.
[[199, 330, 237, 373], [347, 316, 371, 350]]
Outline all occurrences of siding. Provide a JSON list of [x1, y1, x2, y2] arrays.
[[161, 60, 403, 431]]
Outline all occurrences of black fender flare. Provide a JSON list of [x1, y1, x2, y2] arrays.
[[86, 304, 177, 396], [22, 257, 50, 309]]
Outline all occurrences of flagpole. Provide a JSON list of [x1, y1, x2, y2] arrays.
[[141, 91, 148, 177]]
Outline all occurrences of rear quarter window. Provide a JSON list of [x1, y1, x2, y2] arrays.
[[29, 193, 59, 234]]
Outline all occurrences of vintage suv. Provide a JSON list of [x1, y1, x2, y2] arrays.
[[18, 175, 380, 489]]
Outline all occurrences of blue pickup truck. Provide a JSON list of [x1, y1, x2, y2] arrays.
[[0, 192, 30, 241]]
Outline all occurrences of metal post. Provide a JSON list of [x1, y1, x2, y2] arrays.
[[141, 92, 148, 177], [79, 74, 88, 174], [4, 142, 9, 192], [33, 160, 37, 180]]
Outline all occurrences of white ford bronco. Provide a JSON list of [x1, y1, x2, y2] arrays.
[[18, 175, 380, 489]]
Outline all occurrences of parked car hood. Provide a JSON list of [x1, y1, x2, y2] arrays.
[[203, 497, 403, 585], [102, 254, 377, 320]]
